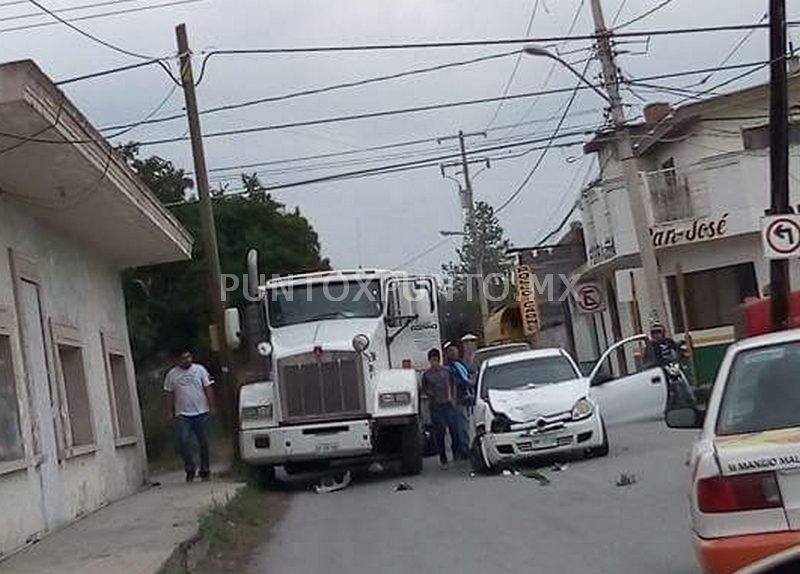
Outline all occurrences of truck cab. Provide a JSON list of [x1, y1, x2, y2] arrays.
[[226, 260, 439, 481]]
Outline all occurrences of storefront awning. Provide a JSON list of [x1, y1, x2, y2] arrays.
[[574, 253, 642, 280], [0, 60, 192, 268]]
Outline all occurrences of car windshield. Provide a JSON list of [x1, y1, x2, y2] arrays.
[[717, 341, 800, 436], [481, 355, 579, 396], [267, 279, 383, 328], [472, 344, 530, 371]]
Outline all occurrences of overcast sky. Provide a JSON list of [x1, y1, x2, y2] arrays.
[[3, 0, 799, 274]]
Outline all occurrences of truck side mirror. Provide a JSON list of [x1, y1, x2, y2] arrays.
[[224, 307, 242, 350]]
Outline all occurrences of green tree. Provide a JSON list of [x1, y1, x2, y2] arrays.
[[440, 201, 513, 341]]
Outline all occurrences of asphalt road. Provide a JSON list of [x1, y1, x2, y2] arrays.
[[247, 421, 700, 574]]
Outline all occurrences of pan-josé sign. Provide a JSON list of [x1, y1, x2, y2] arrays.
[[650, 213, 729, 248]]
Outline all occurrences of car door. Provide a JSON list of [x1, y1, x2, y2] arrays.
[[587, 335, 667, 426]]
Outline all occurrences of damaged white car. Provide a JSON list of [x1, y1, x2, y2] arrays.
[[471, 336, 668, 472]]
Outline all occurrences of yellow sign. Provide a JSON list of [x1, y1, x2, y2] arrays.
[[515, 264, 540, 336]]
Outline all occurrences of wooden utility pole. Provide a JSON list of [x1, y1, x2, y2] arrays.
[[589, 0, 668, 326], [768, 0, 791, 330], [175, 24, 237, 451]]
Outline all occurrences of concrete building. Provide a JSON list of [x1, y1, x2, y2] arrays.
[[0, 60, 192, 556], [577, 71, 800, 384]]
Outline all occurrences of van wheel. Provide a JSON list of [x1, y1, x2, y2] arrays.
[[400, 418, 424, 475], [470, 436, 494, 474]]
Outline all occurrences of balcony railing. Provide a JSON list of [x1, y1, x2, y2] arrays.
[[642, 167, 698, 224]]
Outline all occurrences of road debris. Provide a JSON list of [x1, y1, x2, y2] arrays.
[[520, 469, 551, 486], [314, 471, 352, 494], [394, 482, 414, 492], [616, 473, 637, 487], [502, 469, 513, 477], [551, 463, 568, 472]]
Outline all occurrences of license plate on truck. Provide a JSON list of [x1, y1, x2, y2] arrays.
[[315, 442, 339, 454]]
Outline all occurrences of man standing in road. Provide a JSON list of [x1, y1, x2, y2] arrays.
[[164, 350, 216, 482], [445, 342, 473, 459], [421, 348, 463, 467]]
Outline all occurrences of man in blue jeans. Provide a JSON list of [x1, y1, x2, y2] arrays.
[[421, 348, 465, 467], [446, 343, 473, 458], [163, 350, 216, 482]]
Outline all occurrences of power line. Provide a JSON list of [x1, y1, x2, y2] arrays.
[[507, 0, 588, 134], [191, 22, 788, 58], [0, 0, 200, 36], [484, 0, 541, 129], [392, 236, 455, 271], [26, 0, 164, 60], [611, 0, 630, 26], [55, 59, 165, 85], [613, 0, 678, 31], [132, 59, 770, 147], [1, 0, 146, 24], [102, 49, 522, 131], [495, 60, 602, 214]]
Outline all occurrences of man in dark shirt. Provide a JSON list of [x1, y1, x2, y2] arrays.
[[421, 348, 464, 467]]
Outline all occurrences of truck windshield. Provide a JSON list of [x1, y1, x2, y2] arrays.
[[481, 356, 579, 397], [267, 279, 383, 327]]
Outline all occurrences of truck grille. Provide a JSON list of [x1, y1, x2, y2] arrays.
[[278, 351, 365, 423]]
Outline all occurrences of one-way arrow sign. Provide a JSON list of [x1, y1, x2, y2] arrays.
[[763, 215, 800, 259]]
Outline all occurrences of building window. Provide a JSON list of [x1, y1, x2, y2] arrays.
[[57, 344, 94, 447], [666, 263, 758, 331], [742, 121, 800, 150], [108, 353, 135, 439], [0, 335, 24, 462]]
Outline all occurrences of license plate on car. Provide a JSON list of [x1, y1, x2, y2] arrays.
[[315, 442, 339, 454], [532, 436, 557, 449]]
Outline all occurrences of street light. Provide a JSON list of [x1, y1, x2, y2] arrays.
[[522, 45, 611, 103], [522, 36, 669, 326], [439, 230, 467, 237]]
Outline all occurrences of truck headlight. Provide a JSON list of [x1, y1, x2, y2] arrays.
[[241, 404, 274, 421], [352, 334, 370, 352], [571, 398, 594, 421], [379, 391, 412, 407]]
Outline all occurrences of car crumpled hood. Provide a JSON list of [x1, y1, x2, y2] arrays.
[[488, 378, 589, 422]]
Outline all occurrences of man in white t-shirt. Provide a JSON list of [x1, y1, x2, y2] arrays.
[[163, 350, 216, 482]]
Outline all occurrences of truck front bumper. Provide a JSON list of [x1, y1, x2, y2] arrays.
[[240, 419, 374, 465]]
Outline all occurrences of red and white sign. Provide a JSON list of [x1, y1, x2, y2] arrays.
[[574, 282, 606, 314], [763, 215, 800, 259]]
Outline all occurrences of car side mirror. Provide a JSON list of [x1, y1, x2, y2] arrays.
[[665, 407, 705, 429], [591, 372, 615, 387]]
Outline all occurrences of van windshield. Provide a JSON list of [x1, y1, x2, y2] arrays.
[[267, 280, 383, 328]]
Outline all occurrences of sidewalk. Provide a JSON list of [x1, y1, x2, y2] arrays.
[[0, 471, 244, 574]]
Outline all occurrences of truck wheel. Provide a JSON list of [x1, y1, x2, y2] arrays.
[[400, 418, 424, 475], [470, 436, 494, 474], [255, 465, 277, 488]]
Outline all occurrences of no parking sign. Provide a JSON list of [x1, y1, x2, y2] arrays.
[[574, 282, 606, 314]]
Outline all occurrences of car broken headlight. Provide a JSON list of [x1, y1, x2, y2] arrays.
[[571, 398, 594, 421], [490, 413, 512, 433], [241, 404, 274, 421]]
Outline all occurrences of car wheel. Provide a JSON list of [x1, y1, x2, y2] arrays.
[[470, 435, 495, 474], [586, 419, 610, 459]]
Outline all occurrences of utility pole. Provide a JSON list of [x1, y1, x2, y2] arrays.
[[175, 24, 237, 447], [768, 0, 790, 330], [590, 0, 668, 326], [439, 130, 491, 334]]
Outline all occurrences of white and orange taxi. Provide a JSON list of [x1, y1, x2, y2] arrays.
[[668, 330, 800, 574]]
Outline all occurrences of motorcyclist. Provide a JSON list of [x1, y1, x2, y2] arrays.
[[643, 321, 682, 368], [643, 321, 695, 410]]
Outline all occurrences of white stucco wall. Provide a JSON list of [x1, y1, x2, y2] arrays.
[[0, 196, 145, 555]]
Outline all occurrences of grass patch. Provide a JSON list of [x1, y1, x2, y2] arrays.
[[192, 485, 290, 574]]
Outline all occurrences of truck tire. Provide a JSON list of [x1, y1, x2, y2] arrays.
[[400, 418, 424, 475], [255, 465, 277, 488]]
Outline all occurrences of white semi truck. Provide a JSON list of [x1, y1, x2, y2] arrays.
[[224, 251, 440, 482]]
